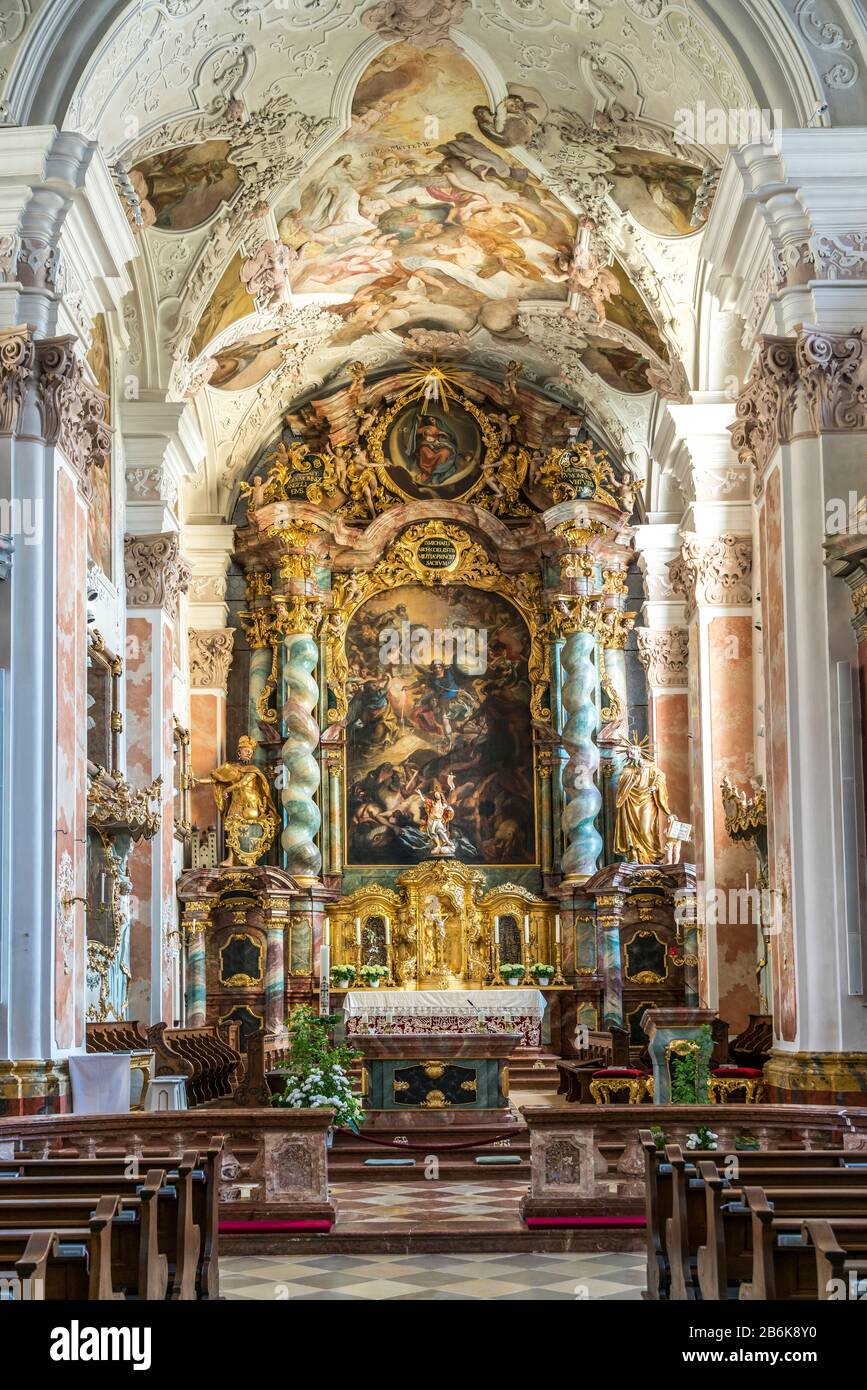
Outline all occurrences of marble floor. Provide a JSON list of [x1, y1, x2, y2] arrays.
[[331, 1179, 530, 1232], [220, 1250, 646, 1300]]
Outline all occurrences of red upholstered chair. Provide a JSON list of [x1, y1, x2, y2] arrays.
[[589, 1065, 650, 1104], [709, 1063, 765, 1103]]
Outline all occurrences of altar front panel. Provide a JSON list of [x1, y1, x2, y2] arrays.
[[343, 988, 546, 1048]]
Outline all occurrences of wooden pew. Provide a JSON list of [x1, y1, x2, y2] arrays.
[[665, 1147, 863, 1300], [0, 1170, 167, 1299], [803, 1218, 867, 1300], [0, 1151, 202, 1300], [695, 1164, 867, 1300], [147, 1023, 241, 1106], [743, 1187, 867, 1300], [0, 1197, 120, 1300]]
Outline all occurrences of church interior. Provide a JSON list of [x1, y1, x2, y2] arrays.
[[1, 0, 867, 1323]]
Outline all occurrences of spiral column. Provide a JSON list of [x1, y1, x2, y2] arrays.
[[280, 598, 324, 881], [560, 601, 603, 882]]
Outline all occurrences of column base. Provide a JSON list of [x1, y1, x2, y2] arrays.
[[763, 1049, 867, 1106], [0, 1060, 71, 1116]]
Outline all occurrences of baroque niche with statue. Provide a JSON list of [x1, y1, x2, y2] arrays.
[[176, 357, 695, 1066]]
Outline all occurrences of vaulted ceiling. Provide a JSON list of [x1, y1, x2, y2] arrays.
[[2, 0, 862, 518]]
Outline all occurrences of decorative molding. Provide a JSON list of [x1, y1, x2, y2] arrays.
[[126, 464, 179, 509], [795, 325, 867, 434], [35, 336, 112, 497], [0, 324, 34, 434], [124, 532, 191, 620], [188, 628, 235, 690], [636, 627, 689, 689], [813, 232, 867, 281], [729, 335, 799, 489], [362, 0, 470, 46], [669, 533, 752, 614]]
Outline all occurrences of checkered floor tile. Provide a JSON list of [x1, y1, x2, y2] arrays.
[[332, 1180, 528, 1230], [220, 1250, 646, 1300]]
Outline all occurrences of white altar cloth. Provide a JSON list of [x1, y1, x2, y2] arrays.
[[343, 989, 546, 1048]]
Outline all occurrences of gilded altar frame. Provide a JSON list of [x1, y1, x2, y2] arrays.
[[325, 520, 549, 870]]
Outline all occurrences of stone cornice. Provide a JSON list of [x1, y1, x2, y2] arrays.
[[124, 532, 192, 620], [188, 628, 235, 690]]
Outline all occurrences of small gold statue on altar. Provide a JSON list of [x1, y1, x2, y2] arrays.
[[614, 735, 671, 864], [202, 735, 279, 866]]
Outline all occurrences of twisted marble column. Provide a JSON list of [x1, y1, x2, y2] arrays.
[[560, 606, 603, 881], [264, 906, 288, 1031], [184, 913, 208, 1028], [281, 600, 323, 880]]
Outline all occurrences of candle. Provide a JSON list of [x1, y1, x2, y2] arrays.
[[494, 919, 500, 945], [555, 913, 561, 944], [385, 916, 391, 945], [524, 914, 530, 945], [323, 916, 330, 948], [355, 916, 361, 945]]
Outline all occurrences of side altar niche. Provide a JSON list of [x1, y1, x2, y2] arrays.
[[328, 859, 563, 992]]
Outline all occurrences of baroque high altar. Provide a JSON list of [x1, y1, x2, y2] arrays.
[[177, 360, 700, 1051]]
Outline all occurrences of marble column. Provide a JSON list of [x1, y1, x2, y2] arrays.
[[634, 525, 692, 835], [241, 570, 276, 766], [0, 329, 116, 1109], [183, 904, 209, 1030], [560, 603, 604, 883], [124, 533, 191, 1024], [281, 600, 324, 881], [669, 531, 758, 1034], [596, 893, 625, 1027], [263, 903, 289, 1032]]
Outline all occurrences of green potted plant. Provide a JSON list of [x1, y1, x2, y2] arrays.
[[359, 963, 389, 988], [271, 1005, 364, 1132], [685, 1125, 718, 1151], [735, 1133, 760, 1151], [499, 962, 526, 984], [529, 962, 555, 987], [330, 964, 356, 988]]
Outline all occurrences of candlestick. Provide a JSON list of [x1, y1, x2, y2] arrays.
[[523, 913, 530, 945], [555, 913, 561, 944], [319, 944, 330, 1016]]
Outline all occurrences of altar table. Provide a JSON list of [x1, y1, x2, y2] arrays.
[[343, 989, 546, 1048]]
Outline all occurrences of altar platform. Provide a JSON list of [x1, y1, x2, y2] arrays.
[[342, 988, 547, 1049]]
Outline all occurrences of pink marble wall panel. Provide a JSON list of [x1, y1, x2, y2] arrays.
[[687, 622, 708, 1003], [161, 621, 175, 1023], [190, 691, 220, 830], [762, 470, 796, 1041], [53, 468, 87, 1050], [653, 690, 690, 828], [709, 613, 759, 1036], [125, 615, 154, 1023]]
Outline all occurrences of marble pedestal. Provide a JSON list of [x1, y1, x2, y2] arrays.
[[641, 1007, 717, 1104]]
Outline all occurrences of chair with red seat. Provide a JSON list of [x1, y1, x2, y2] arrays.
[[709, 1063, 764, 1103], [589, 1065, 650, 1104]]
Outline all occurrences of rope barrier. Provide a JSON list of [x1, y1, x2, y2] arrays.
[[336, 1125, 525, 1152]]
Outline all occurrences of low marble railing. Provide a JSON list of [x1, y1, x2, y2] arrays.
[[519, 1104, 867, 1221], [0, 1107, 336, 1235]]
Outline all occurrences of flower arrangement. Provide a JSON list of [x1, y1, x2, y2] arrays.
[[529, 962, 555, 984], [649, 1125, 671, 1151], [330, 964, 356, 986], [685, 1126, 718, 1151], [359, 963, 389, 987], [669, 1024, 714, 1104], [499, 962, 525, 982], [270, 1004, 364, 1130]]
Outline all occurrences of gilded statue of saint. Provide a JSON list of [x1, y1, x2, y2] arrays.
[[614, 738, 671, 864], [202, 735, 279, 866]]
